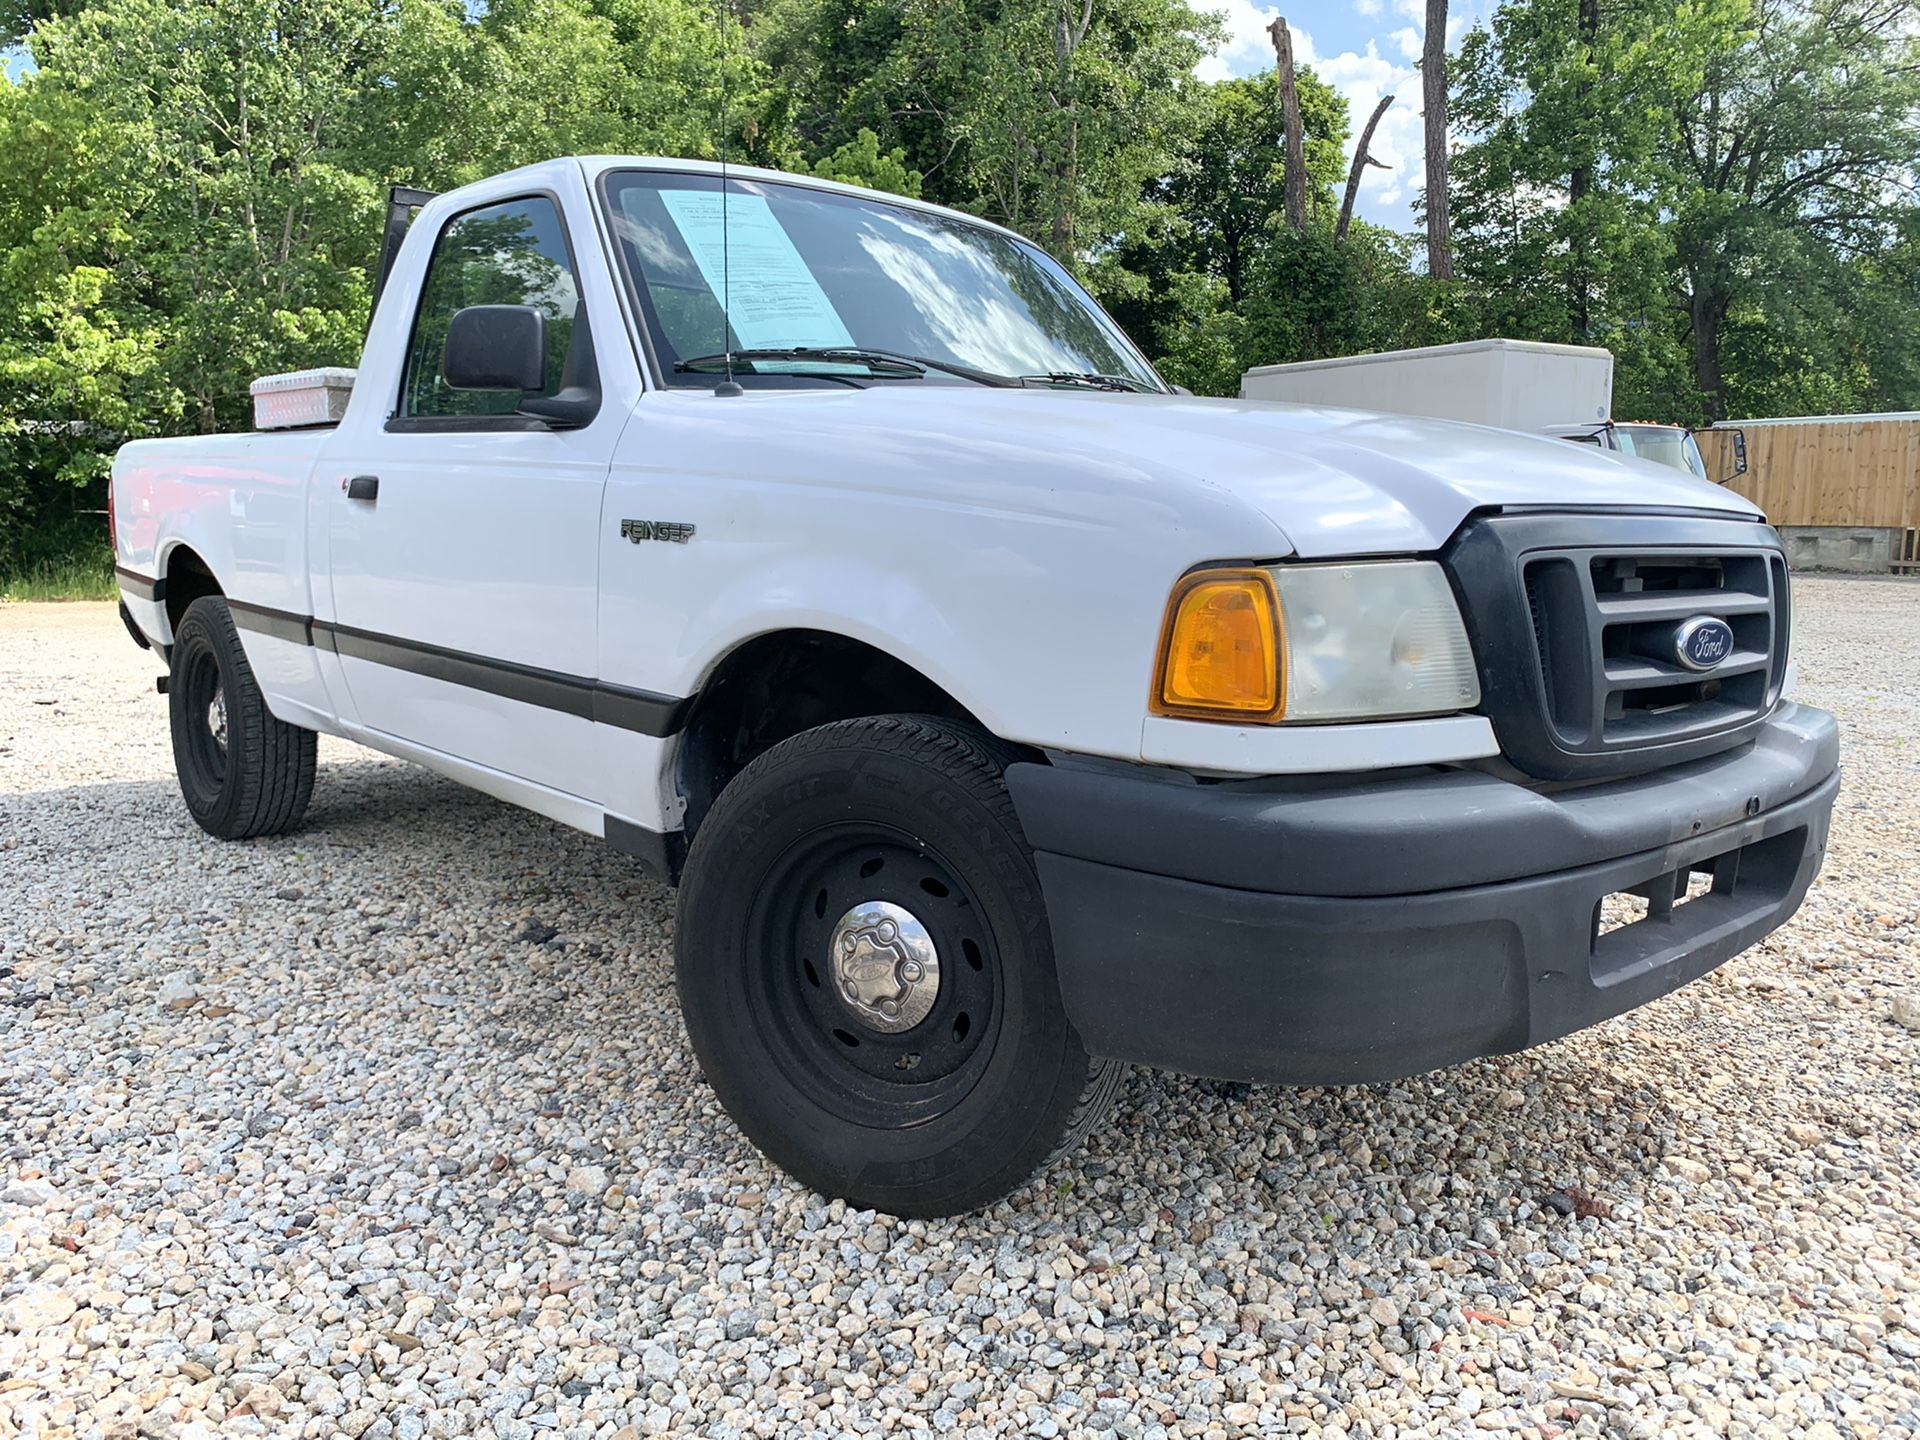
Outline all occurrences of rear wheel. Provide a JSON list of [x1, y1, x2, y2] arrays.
[[169, 595, 316, 839], [675, 715, 1122, 1216]]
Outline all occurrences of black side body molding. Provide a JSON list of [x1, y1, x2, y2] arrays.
[[228, 604, 693, 738], [227, 600, 314, 647], [115, 567, 164, 603]]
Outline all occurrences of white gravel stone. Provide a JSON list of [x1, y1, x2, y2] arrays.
[[1, 1286, 77, 1334], [3, 581, 1919, 1438], [565, 1163, 611, 1197], [0, 1178, 59, 1207], [156, 971, 200, 1009], [1663, 1155, 1713, 1183]]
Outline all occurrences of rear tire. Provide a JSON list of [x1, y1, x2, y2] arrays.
[[169, 595, 317, 839], [675, 715, 1122, 1217]]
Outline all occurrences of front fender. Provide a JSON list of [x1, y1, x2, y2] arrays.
[[675, 553, 1009, 736]]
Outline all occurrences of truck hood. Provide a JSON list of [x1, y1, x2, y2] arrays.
[[750, 387, 1763, 557]]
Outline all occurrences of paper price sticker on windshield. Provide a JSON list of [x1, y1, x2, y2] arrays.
[[660, 189, 855, 351]]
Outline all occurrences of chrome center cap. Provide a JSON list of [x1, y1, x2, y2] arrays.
[[828, 900, 940, 1034], [208, 688, 228, 750]]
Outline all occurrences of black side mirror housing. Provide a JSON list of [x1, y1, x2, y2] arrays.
[[444, 304, 547, 392], [516, 304, 601, 429], [1729, 427, 1748, 479]]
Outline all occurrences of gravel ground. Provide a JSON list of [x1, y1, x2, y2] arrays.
[[2, 580, 1917, 1440]]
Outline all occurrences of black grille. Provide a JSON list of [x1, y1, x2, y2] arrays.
[[1445, 514, 1790, 780]]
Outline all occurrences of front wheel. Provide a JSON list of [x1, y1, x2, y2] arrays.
[[674, 715, 1122, 1217], [169, 595, 317, 839]]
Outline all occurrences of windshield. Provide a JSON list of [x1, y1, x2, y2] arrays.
[[1614, 424, 1708, 479], [601, 170, 1164, 390]]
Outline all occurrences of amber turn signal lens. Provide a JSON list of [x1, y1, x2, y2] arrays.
[[1151, 569, 1284, 721]]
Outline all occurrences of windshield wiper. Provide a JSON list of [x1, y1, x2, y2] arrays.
[[675, 348, 1021, 387], [1022, 370, 1159, 394]]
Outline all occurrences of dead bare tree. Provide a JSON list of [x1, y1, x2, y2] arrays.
[[1267, 16, 1307, 232], [1421, 0, 1454, 277], [1337, 93, 1394, 242]]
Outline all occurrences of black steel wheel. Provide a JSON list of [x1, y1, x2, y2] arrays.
[[168, 595, 316, 839], [749, 826, 1002, 1124], [675, 715, 1123, 1216]]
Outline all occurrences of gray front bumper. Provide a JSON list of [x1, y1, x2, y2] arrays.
[[1006, 704, 1839, 1085]]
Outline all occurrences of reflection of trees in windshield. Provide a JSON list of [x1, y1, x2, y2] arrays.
[[608, 173, 1158, 387], [853, 211, 1134, 377], [610, 189, 734, 360], [405, 204, 579, 418]]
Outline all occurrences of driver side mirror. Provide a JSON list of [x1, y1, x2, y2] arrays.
[[1704, 425, 1748, 483], [443, 304, 547, 393]]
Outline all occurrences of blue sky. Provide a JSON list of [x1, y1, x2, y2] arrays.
[[1199, 0, 1499, 230]]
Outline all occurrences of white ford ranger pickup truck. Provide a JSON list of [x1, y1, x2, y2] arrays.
[[111, 157, 1840, 1216]]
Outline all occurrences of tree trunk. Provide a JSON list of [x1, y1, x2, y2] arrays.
[[1689, 274, 1729, 420], [1050, 0, 1093, 254], [1267, 17, 1307, 232], [1337, 93, 1394, 242], [1050, 119, 1078, 253], [1421, 0, 1453, 278], [1567, 0, 1598, 334]]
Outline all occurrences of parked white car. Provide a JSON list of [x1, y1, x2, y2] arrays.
[[112, 157, 1838, 1215]]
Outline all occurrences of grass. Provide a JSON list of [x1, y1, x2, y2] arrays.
[[0, 550, 118, 602]]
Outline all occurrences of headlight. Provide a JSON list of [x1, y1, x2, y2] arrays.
[[1272, 560, 1480, 721], [1152, 560, 1480, 724]]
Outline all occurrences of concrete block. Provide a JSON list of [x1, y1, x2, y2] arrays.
[[1778, 526, 1898, 574]]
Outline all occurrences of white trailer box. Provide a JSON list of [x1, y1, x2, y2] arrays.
[[1241, 339, 1613, 432]]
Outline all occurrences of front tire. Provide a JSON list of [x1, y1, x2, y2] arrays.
[[169, 595, 317, 839], [675, 715, 1122, 1217]]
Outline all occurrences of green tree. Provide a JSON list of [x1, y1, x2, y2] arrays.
[[1663, 0, 1920, 417], [1157, 69, 1347, 307], [755, 0, 1214, 263], [1104, 66, 1350, 392], [1451, 0, 1920, 420], [1, 0, 79, 47], [796, 127, 923, 196]]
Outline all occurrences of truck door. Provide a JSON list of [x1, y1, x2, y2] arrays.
[[323, 191, 623, 803]]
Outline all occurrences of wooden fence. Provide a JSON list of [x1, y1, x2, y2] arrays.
[[1696, 414, 1920, 530]]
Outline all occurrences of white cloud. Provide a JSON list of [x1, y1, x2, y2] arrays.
[[1354, 0, 1383, 16], [1384, 1, 1471, 52], [1195, 0, 1319, 83]]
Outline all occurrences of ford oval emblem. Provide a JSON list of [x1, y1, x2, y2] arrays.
[[1674, 615, 1735, 672]]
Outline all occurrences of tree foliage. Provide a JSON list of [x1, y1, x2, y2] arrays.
[[2, 0, 1917, 575], [1450, 0, 1920, 420]]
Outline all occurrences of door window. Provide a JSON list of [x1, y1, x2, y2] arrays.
[[400, 196, 582, 420]]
